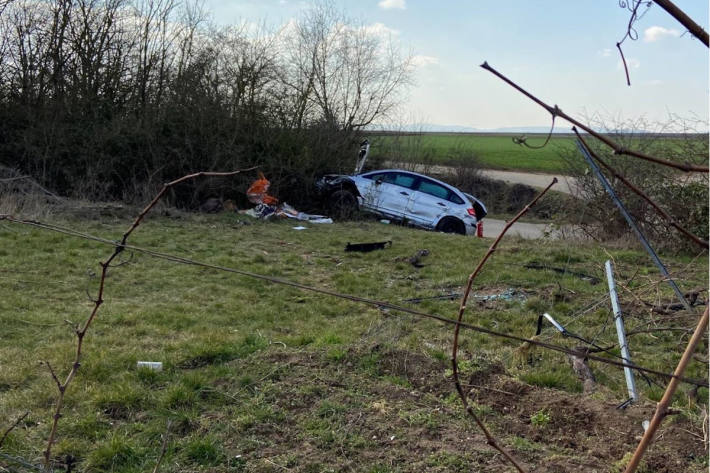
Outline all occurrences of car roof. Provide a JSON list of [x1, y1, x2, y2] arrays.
[[359, 169, 464, 195]]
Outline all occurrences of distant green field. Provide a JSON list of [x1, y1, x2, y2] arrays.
[[367, 132, 708, 174], [368, 133, 576, 173]]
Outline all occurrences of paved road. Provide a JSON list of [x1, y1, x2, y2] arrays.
[[479, 169, 579, 195], [386, 162, 579, 195], [475, 169, 579, 238]]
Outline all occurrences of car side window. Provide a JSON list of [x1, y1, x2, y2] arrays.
[[390, 173, 417, 189], [417, 179, 449, 199]]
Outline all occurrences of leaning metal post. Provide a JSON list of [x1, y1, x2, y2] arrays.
[[605, 260, 638, 403], [575, 139, 691, 311]]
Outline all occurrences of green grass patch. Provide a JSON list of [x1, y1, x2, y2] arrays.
[[0, 211, 706, 472], [368, 132, 708, 175], [369, 133, 574, 173]]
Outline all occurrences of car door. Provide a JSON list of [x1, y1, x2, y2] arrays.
[[406, 178, 456, 227], [358, 171, 416, 219]]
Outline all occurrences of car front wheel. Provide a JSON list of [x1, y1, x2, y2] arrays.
[[329, 189, 358, 220]]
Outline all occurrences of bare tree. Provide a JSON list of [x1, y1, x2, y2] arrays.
[[281, 0, 412, 131]]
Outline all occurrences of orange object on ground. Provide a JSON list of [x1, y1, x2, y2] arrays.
[[247, 172, 278, 205]]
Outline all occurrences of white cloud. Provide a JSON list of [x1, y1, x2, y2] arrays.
[[598, 48, 613, 57], [411, 55, 439, 67], [362, 22, 400, 38], [378, 0, 406, 10], [643, 26, 681, 42]]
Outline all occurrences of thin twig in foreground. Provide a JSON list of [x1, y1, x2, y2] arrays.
[[152, 420, 172, 473], [574, 128, 708, 249], [2, 215, 706, 388], [623, 306, 709, 473], [40, 169, 254, 471], [0, 411, 29, 448], [451, 177, 558, 473], [653, 0, 709, 47], [480, 61, 708, 173]]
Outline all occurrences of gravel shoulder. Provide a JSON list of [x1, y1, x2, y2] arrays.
[[478, 169, 579, 195], [481, 218, 555, 239]]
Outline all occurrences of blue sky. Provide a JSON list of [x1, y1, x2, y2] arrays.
[[205, 1, 708, 130]]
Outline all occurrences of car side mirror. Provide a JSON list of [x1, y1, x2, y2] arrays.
[[375, 178, 383, 185]]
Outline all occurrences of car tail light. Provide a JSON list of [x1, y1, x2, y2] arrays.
[[467, 208, 476, 217]]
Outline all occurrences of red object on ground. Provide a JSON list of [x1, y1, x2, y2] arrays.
[[247, 172, 278, 205], [477, 221, 483, 238]]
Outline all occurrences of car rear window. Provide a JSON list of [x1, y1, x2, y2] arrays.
[[447, 193, 464, 205], [417, 179, 464, 204]]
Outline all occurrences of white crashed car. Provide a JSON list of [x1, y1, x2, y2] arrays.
[[316, 169, 487, 235]]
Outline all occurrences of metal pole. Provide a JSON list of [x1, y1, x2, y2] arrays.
[[543, 313, 566, 333], [606, 260, 638, 402], [576, 140, 691, 311]]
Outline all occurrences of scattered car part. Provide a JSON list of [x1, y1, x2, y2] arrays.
[[345, 241, 392, 252], [408, 249, 429, 268], [523, 262, 601, 285], [354, 139, 370, 174]]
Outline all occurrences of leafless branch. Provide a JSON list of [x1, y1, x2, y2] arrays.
[[653, 0, 709, 47], [451, 177, 558, 473], [3, 214, 706, 388], [41, 169, 254, 470], [480, 61, 709, 173], [574, 128, 709, 249], [513, 115, 556, 149], [616, 1, 653, 86], [626, 327, 693, 337], [623, 307, 709, 473], [43, 361, 62, 392], [0, 174, 62, 201], [151, 420, 172, 473], [0, 411, 29, 449]]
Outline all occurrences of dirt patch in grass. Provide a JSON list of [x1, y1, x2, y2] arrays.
[[218, 347, 707, 473]]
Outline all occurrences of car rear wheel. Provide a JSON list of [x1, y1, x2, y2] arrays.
[[436, 217, 465, 235], [329, 189, 358, 220]]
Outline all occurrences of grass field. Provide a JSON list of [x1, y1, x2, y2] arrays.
[[367, 132, 709, 174], [1, 209, 707, 472], [368, 133, 575, 173]]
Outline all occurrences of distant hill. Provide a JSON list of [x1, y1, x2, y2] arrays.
[[367, 123, 678, 134], [368, 123, 574, 134]]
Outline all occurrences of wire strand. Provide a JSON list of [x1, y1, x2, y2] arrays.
[[1, 215, 706, 388]]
